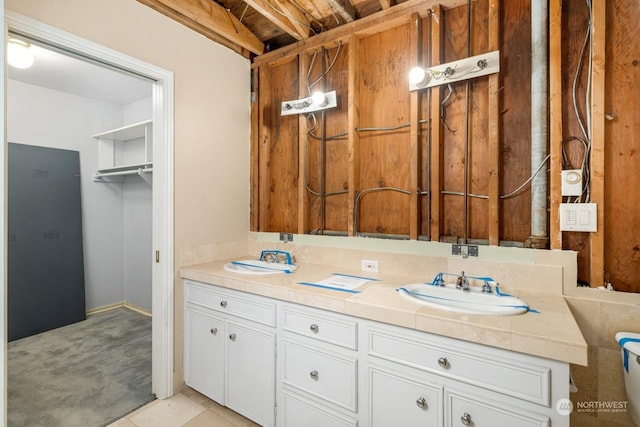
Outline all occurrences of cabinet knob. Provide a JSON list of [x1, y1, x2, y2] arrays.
[[309, 370, 319, 380], [416, 397, 427, 409], [310, 324, 319, 333], [437, 357, 449, 368], [229, 333, 236, 341], [220, 300, 228, 308], [210, 328, 218, 335], [460, 412, 472, 425]]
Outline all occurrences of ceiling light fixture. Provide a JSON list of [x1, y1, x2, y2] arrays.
[[409, 50, 500, 91], [281, 90, 338, 116], [7, 38, 34, 69]]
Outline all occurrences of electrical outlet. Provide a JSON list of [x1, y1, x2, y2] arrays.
[[361, 259, 379, 273], [279, 233, 293, 243]]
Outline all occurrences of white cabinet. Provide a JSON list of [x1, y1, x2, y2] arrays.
[[363, 322, 566, 427], [92, 119, 152, 183], [278, 303, 359, 427], [184, 280, 276, 427], [183, 280, 570, 427]]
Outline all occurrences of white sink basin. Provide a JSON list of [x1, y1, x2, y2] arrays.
[[397, 283, 529, 316], [223, 260, 298, 275]]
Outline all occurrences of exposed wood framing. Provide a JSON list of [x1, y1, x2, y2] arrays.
[[590, 0, 606, 286], [243, 0, 309, 40], [325, 0, 356, 23], [487, 0, 500, 245], [251, 70, 260, 230], [409, 13, 421, 240], [137, 0, 264, 55], [429, 5, 444, 242], [549, 0, 563, 249], [258, 66, 272, 230], [379, 0, 392, 10], [347, 36, 360, 236], [252, 0, 469, 65], [298, 53, 310, 233], [273, 0, 313, 40]]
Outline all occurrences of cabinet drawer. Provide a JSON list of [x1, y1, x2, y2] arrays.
[[283, 392, 358, 427], [367, 326, 551, 406], [369, 366, 443, 427], [282, 304, 358, 350], [185, 280, 276, 327], [446, 389, 550, 427], [282, 339, 358, 411]]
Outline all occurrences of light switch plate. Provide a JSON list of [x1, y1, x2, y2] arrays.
[[560, 203, 597, 232]]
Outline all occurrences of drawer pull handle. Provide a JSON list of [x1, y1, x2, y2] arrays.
[[220, 300, 228, 308], [460, 412, 472, 425], [416, 397, 427, 409], [310, 324, 319, 333], [229, 333, 236, 341], [437, 357, 449, 368], [210, 328, 218, 335], [309, 370, 319, 380]]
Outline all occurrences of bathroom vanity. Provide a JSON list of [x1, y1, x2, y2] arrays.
[[182, 259, 587, 427]]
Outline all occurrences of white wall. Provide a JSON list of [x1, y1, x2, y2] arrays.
[[8, 79, 154, 312]]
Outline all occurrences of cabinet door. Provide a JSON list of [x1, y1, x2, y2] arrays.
[[369, 366, 443, 427], [184, 308, 225, 403], [226, 320, 276, 427]]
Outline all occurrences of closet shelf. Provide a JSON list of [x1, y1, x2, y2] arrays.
[[92, 120, 153, 185], [91, 119, 152, 141]]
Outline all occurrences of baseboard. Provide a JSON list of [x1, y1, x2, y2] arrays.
[[87, 302, 152, 317]]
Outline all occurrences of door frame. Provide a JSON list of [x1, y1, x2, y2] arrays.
[[2, 9, 175, 410]]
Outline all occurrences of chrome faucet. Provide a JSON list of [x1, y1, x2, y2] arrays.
[[456, 271, 470, 291], [481, 281, 493, 293]]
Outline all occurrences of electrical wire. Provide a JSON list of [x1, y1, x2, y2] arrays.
[[307, 42, 343, 93], [353, 187, 412, 235], [441, 154, 551, 200]]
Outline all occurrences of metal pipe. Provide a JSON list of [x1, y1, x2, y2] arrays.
[[530, 0, 549, 248]]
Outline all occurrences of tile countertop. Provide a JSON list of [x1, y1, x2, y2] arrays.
[[180, 259, 588, 366]]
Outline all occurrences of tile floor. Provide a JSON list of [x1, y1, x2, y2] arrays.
[[107, 388, 261, 427]]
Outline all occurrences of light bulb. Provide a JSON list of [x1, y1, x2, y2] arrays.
[[311, 91, 327, 106], [409, 67, 431, 87], [8, 39, 34, 69]]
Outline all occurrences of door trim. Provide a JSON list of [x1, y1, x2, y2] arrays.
[[3, 10, 175, 401]]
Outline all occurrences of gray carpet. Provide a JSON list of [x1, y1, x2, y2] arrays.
[[8, 307, 155, 427]]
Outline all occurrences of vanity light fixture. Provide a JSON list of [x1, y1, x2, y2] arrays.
[[7, 38, 34, 69], [280, 90, 338, 116], [408, 50, 500, 91]]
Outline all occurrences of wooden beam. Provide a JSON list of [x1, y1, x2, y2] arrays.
[[379, 0, 392, 10], [325, 0, 356, 23], [347, 36, 360, 236], [487, 0, 500, 245], [273, 0, 313, 40], [298, 53, 310, 233], [137, 0, 264, 55], [590, 0, 606, 286], [258, 66, 272, 230], [243, 0, 309, 40], [549, 0, 563, 249], [429, 5, 444, 242], [409, 13, 421, 240], [253, 0, 469, 65], [251, 69, 260, 230]]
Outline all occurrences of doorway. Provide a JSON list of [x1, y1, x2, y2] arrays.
[[2, 9, 175, 420]]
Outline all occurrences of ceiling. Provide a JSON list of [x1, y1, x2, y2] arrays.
[[8, 39, 153, 106], [136, 0, 412, 56]]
